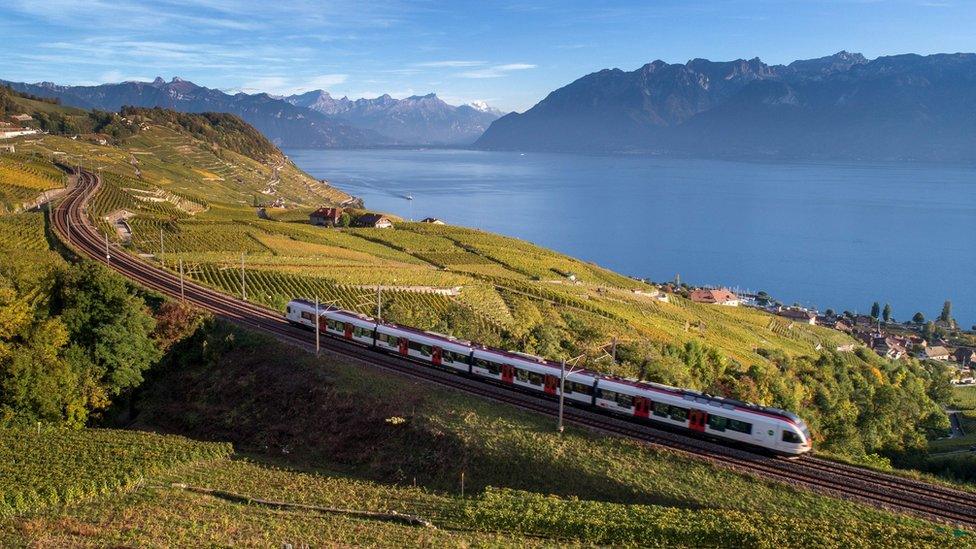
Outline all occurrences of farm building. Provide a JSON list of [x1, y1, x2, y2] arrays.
[[421, 217, 445, 225], [354, 213, 394, 229], [310, 207, 343, 227], [689, 288, 740, 306]]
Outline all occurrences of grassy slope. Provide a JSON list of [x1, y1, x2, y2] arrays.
[[1, 323, 968, 547]]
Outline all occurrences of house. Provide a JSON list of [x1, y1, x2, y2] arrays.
[[11, 113, 33, 123], [689, 288, 740, 306], [831, 319, 853, 333], [354, 213, 393, 229], [954, 348, 976, 366], [920, 345, 951, 361], [309, 207, 343, 227], [777, 307, 817, 325], [873, 337, 907, 360], [0, 128, 39, 139], [420, 217, 445, 225]]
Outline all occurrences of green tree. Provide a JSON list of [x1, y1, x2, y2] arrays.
[[338, 212, 351, 227], [939, 300, 953, 323], [870, 302, 880, 319], [54, 262, 161, 396], [825, 308, 835, 317], [912, 312, 925, 325], [882, 303, 892, 323]]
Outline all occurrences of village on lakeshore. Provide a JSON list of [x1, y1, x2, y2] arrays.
[[667, 284, 975, 382]]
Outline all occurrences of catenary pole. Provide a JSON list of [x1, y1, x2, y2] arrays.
[[558, 360, 566, 434], [160, 228, 164, 267], [105, 233, 110, 266], [241, 252, 246, 300], [315, 296, 320, 356], [179, 258, 185, 302]]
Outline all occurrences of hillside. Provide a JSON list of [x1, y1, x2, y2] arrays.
[[0, 322, 965, 546], [475, 52, 976, 161]]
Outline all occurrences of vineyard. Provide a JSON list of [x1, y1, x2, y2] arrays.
[[0, 153, 65, 212], [0, 427, 231, 517]]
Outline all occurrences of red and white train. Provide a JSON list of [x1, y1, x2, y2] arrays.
[[286, 299, 813, 455]]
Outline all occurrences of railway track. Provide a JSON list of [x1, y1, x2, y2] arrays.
[[51, 170, 976, 530]]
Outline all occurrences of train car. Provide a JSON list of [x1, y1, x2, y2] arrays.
[[374, 322, 474, 374], [593, 375, 811, 455], [284, 298, 812, 455]]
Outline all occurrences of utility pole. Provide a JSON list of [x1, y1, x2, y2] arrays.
[[558, 354, 585, 434], [105, 233, 111, 266], [159, 228, 164, 267], [315, 296, 320, 356], [376, 285, 382, 320], [558, 360, 566, 434], [179, 257, 185, 302], [241, 252, 246, 300]]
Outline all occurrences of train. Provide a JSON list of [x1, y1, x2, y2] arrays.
[[285, 299, 813, 455]]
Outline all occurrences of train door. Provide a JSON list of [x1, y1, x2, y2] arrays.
[[688, 410, 706, 433], [432, 346, 442, 366], [318, 317, 327, 334], [398, 338, 409, 355], [343, 323, 353, 340], [501, 364, 515, 384], [543, 374, 559, 395], [633, 397, 650, 418]]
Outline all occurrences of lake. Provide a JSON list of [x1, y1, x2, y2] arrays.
[[286, 148, 976, 327]]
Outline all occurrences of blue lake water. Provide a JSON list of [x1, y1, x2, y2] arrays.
[[286, 148, 976, 327]]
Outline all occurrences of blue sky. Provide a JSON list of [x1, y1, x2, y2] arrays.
[[1, 1, 974, 112]]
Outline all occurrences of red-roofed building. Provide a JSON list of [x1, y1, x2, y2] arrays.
[[689, 288, 740, 306], [310, 207, 343, 227]]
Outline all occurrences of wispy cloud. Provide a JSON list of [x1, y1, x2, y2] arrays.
[[240, 74, 349, 95], [415, 60, 485, 68], [458, 63, 536, 79]]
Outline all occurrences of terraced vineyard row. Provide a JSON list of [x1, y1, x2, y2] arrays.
[[128, 218, 271, 254], [188, 263, 456, 318]]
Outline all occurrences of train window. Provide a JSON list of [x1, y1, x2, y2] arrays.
[[653, 401, 669, 418], [476, 358, 501, 374], [377, 333, 398, 346], [668, 406, 688, 422], [597, 389, 616, 402], [515, 368, 530, 382], [286, 306, 291, 314], [615, 393, 633, 408], [409, 341, 422, 351], [782, 430, 803, 444], [727, 419, 752, 434], [301, 311, 314, 321], [707, 415, 728, 432], [568, 381, 592, 395], [420, 345, 432, 357], [527, 371, 544, 386]]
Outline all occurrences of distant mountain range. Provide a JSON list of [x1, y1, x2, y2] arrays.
[[475, 52, 976, 161], [286, 91, 502, 145], [0, 77, 503, 148]]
